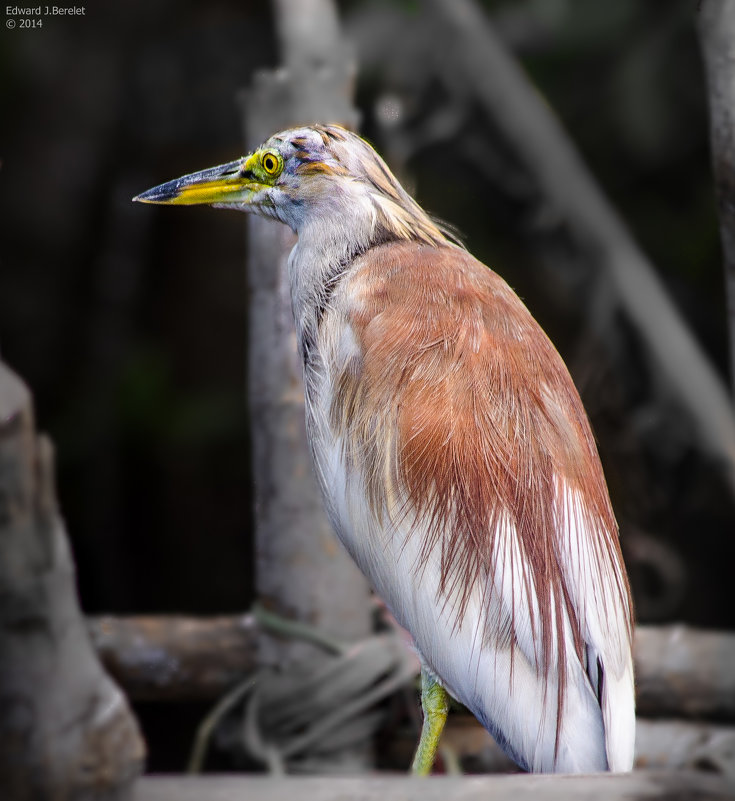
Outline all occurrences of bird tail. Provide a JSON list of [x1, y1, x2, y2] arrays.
[[601, 651, 636, 771]]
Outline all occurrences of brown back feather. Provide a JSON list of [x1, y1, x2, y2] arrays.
[[329, 240, 632, 752]]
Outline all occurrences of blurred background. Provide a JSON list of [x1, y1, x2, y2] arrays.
[[1, 0, 733, 772]]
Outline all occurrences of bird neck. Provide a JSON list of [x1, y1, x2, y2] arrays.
[[287, 206, 374, 366], [284, 179, 449, 367]]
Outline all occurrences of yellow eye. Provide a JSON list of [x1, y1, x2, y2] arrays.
[[261, 150, 282, 177]]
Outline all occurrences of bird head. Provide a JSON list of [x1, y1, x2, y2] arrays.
[[134, 124, 449, 248]]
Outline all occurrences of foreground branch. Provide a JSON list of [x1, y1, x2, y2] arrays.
[[135, 772, 733, 800]]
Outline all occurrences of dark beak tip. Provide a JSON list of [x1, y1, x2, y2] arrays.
[[133, 187, 173, 205], [132, 189, 155, 204], [132, 176, 185, 204]]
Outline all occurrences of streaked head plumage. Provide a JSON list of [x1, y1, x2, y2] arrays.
[[135, 124, 449, 247]]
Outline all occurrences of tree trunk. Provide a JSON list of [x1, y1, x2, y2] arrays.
[[239, 0, 372, 771], [0, 360, 145, 800]]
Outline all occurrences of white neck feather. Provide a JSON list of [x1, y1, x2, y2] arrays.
[[286, 181, 378, 350]]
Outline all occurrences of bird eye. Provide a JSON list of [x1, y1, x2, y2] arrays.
[[261, 150, 282, 177]]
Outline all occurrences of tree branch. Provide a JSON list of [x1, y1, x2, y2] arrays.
[[133, 771, 733, 800], [88, 615, 735, 721], [698, 0, 735, 394], [424, 0, 735, 492], [635, 624, 735, 720]]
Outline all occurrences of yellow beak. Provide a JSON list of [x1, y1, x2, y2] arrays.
[[133, 154, 262, 206]]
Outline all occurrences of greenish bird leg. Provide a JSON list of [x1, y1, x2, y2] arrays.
[[411, 669, 450, 776]]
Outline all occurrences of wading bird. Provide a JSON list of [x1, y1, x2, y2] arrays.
[[135, 124, 635, 775]]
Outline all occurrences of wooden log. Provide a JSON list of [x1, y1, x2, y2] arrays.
[[635, 719, 735, 777], [87, 615, 735, 722], [135, 772, 734, 801], [393, 715, 735, 777], [88, 614, 259, 702], [0, 361, 145, 801], [87, 613, 735, 774], [634, 625, 735, 720]]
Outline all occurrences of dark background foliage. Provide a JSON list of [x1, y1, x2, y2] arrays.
[[1, 0, 731, 770]]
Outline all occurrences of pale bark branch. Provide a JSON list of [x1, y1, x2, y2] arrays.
[[698, 0, 735, 393], [424, 0, 735, 492], [134, 771, 734, 800]]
